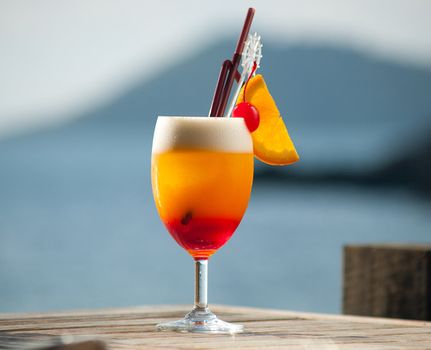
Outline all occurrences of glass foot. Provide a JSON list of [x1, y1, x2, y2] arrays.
[[156, 307, 243, 334]]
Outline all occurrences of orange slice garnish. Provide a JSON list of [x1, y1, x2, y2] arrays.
[[236, 74, 299, 166]]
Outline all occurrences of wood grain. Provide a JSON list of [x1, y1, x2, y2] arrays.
[[343, 244, 431, 320], [1, 305, 431, 349]]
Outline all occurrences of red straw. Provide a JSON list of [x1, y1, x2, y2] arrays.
[[235, 8, 255, 56], [209, 8, 255, 117], [209, 60, 232, 117]]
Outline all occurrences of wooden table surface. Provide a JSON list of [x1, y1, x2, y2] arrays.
[[1, 305, 430, 349]]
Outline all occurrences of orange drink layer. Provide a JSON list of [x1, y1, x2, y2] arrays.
[[152, 149, 253, 260]]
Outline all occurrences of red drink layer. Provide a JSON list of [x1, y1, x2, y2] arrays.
[[165, 217, 241, 260]]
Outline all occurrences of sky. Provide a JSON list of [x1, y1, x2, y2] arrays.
[[1, 0, 431, 138]]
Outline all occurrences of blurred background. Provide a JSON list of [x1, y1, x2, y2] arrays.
[[1, 0, 430, 314]]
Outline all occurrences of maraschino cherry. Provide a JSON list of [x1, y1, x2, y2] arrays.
[[233, 102, 259, 132], [232, 61, 260, 132]]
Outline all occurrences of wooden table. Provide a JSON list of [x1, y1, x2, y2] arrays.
[[1, 305, 431, 349]]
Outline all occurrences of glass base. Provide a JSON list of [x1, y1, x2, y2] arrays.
[[156, 307, 243, 334]]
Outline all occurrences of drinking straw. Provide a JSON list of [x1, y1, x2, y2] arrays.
[[216, 7, 255, 117], [208, 8, 255, 117], [208, 60, 232, 117]]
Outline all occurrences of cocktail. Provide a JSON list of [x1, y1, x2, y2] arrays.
[[152, 116, 253, 333], [151, 8, 299, 334]]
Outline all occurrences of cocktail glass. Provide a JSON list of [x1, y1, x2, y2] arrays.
[[151, 116, 254, 333]]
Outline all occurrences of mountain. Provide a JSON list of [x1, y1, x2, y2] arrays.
[[1, 40, 431, 187]]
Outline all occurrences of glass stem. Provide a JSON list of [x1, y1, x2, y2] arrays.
[[194, 259, 208, 310]]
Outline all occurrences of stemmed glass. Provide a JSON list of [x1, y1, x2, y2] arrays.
[[151, 116, 254, 333]]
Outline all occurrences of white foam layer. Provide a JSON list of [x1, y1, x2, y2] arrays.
[[152, 116, 253, 154]]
